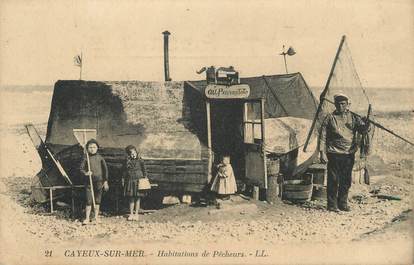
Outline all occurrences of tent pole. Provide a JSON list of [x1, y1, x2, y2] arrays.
[[80, 52, 82, 80], [283, 54, 288, 74], [303, 35, 347, 152], [261, 98, 267, 189]]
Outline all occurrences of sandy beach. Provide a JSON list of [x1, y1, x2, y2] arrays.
[[0, 88, 413, 265]]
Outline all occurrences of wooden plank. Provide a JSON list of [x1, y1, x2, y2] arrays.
[[144, 159, 205, 165], [104, 157, 124, 163], [200, 145, 210, 160], [175, 160, 204, 166], [149, 173, 208, 184], [146, 160, 175, 166], [163, 166, 177, 172], [100, 151, 125, 157], [32, 185, 85, 189], [155, 182, 206, 193], [145, 164, 205, 173]]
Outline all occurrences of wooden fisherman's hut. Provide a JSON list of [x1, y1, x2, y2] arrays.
[[28, 72, 320, 204]]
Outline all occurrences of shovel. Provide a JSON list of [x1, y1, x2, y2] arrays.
[[73, 129, 97, 210]]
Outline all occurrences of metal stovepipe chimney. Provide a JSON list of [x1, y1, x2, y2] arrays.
[[162, 31, 172, 81]]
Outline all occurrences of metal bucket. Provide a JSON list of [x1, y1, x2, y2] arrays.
[[311, 185, 327, 201]]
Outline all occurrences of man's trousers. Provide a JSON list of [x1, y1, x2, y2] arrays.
[[326, 153, 355, 209]]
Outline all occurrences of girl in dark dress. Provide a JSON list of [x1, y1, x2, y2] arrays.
[[122, 145, 151, 221]]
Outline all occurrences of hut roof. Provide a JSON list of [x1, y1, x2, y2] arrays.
[[187, 72, 318, 120], [46, 80, 203, 159]]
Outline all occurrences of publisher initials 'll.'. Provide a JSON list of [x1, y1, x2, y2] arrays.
[[255, 250, 268, 257]]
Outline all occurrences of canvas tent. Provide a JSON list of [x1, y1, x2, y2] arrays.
[[187, 73, 317, 120]]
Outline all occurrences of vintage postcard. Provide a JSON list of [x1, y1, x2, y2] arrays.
[[0, 0, 413, 264]]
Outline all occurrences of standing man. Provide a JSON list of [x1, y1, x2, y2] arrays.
[[319, 94, 369, 212]]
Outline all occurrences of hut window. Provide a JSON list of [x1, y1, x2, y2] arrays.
[[243, 102, 262, 143]]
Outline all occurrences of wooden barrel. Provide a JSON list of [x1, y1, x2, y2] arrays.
[[282, 190, 312, 201], [282, 174, 313, 201], [283, 183, 313, 192]]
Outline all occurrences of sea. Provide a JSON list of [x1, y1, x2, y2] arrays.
[[0, 85, 412, 128]]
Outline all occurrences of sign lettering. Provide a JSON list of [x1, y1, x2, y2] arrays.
[[205, 84, 250, 99]]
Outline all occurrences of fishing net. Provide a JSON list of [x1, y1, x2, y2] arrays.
[[320, 38, 371, 116], [306, 36, 375, 183]]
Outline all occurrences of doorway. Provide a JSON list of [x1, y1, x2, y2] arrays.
[[210, 100, 245, 181]]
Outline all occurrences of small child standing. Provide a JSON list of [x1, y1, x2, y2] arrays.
[[122, 145, 151, 221], [80, 139, 109, 225], [210, 155, 237, 199]]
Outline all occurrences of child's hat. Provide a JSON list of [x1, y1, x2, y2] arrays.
[[125, 145, 137, 154], [86, 138, 99, 149]]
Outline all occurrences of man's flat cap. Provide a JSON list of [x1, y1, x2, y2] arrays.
[[334, 93, 349, 102]]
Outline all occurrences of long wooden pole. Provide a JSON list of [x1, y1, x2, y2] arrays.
[[84, 130, 96, 209], [281, 45, 288, 73], [261, 98, 268, 189], [45, 148, 73, 185], [303, 35, 347, 152], [49, 188, 54, 213], [79, 52, 83, 80], [206, 101, 213, 182], [283, 54, 288, 74]]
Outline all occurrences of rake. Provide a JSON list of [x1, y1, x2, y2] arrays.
[[73, 129, 97, 209]]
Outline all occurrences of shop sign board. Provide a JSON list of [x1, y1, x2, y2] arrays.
[[205, 84, 250, 99]]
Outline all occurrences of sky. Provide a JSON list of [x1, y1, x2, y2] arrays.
[[0, 0, 413, 88]]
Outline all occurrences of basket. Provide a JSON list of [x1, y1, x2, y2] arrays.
[[138, 177, 151, 190]]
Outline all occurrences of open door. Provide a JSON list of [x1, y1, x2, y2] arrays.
[[244, 99, 267, 188]]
